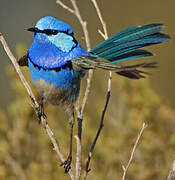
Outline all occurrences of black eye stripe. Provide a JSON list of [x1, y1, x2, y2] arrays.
[[28, 27, 74, 36], [42, 29, 59, 35], [40, 28, 74, 36]]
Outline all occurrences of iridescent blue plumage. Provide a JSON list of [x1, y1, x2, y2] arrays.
[[28, 17, 89, 69], [18, 16, 170, 173], [28, 60, 78, 89], [90, 24, 170, 62], [35, 16, 73, 34], [21, 16, 170, 109], [28, 33, 88, 69], [27, 16, 89, 107]]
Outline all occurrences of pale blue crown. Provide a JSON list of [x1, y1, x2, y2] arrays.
[[35, 16, 73, 34]]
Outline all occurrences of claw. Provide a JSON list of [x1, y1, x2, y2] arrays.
[[36, 97, 47, 123], [60, 155, 72, 173], [36, 106, 47, 123], [60, 111, 74, 173]]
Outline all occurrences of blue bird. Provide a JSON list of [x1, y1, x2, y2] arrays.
[[18, 16, 170, 172]]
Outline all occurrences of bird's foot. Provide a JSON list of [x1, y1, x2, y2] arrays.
[[36, 103, 47, 124], [60, 155, 72, 173]]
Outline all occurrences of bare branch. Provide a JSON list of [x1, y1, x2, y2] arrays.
[[68, 0, 93, 137], [167, 157, 175, 180], [82, 1, 111, 179], [70, 0, 91, 51], [56, 1, 93, 178], [56, 0, 91, 50], [91, 0, 108, 39], [98, 29, 106, 40], [80, 69, 93, 116], [83, 90, 111, 180], [56, 0, 92, 117], [122, 123, 148, 180], [0, 33, 74, 180], [75, 136, 82, 180], [0, 34, 36, 103], [56, 0, 75, 14]]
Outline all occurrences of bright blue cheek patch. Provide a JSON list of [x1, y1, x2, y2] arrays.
[[48, 33, 76, 53]]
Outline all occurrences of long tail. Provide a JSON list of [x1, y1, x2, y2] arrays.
[[89, 24, 170, 79]]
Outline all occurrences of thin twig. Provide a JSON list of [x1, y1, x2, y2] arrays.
[[56, 1, 93, 179], [0, 33, 74, 180], [98, 29, 106, 40], [167, 156, 175, 180], [79, 0, 109, 123], [80, 69, 93, 117], [75, 136, 82, 180], [69, 0, 93, 177], [70, 0, 91, 51], [0, 34, 36, 103], [84, 90, 111, 178], [56, 1, 92, 179], [122, 123, 148, 180], [91, 0, 108, 39], [56, 0, 93, 117], [83, 1, 111, 179], [69, 0, 93, 122], [56, 0, 75, 14], [56, 0, 91, 51]]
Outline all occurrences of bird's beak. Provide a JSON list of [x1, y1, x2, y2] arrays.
[[27, 27, 40, 33]]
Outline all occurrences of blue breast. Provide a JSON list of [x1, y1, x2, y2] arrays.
[[28, 60, 79, 89]]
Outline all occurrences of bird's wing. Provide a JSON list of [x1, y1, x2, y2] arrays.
[[18, 54, 28, 67], [72, 56, 157, 79], [72, 56, 119, 70]]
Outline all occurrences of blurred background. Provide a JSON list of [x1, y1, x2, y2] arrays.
[[0, 0, 175, 179]]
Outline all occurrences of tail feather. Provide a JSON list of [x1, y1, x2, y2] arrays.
[[117, 70, 147, 79], [97, 33, 169, 60], [109, 49, 153, 62], [116, 62, 157, 79], [90, 24, 170, 63], [91, 24, 164, 53]]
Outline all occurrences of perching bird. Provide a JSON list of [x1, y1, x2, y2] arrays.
[[18, 16, 170, 172]]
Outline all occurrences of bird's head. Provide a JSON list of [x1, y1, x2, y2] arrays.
[[27, 16, 74, 36], [28, 16, 77, 53], [27, 16, 88, 69]]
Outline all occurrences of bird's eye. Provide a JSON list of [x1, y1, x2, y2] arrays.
[[51, 30, 58, 35], [42, 29, 58, 36], [41, 29, 73, 36]]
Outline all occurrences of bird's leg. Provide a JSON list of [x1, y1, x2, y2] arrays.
[[61, 110, 75, 173], [36, 97, 47, 123]]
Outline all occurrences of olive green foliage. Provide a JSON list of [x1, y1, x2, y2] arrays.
[[0, 49, 175, 180]]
